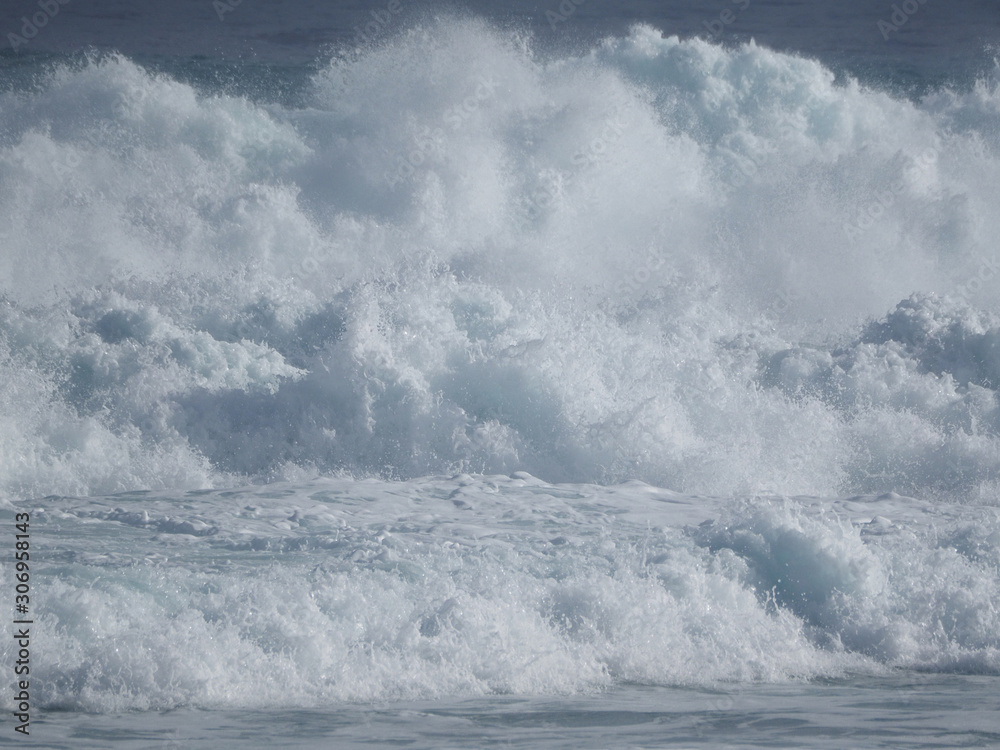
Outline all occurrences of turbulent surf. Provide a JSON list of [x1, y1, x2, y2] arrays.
[[2, 17, 1000, 715]]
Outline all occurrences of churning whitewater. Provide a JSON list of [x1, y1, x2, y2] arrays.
[[1, 17, 1000, 711]]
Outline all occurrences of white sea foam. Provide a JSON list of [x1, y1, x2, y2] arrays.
[[1, 476, 997, 711], [3, 22, 1000, 501], [2, 17, 1000, 707]]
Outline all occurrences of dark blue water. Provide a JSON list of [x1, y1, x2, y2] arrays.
[[2, 0, 998, 86]]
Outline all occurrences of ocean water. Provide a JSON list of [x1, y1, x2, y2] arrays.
[[1, 1, 1000, 746]]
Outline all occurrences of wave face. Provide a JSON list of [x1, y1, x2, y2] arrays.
[[3, 19, 1000, 501]]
